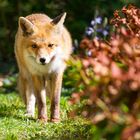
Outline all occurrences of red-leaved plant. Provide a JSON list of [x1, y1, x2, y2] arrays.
[[69, 4, 140, 139]]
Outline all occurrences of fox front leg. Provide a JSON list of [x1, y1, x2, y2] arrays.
[[18, 74, 36, 117], [32, 76, 47, 122], [26, 87, 36, 118], [49, 72, 63, 123]]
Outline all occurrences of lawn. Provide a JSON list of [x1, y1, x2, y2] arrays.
[[0, 92, 93, 140]]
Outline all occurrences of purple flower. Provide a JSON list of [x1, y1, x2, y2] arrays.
[[85, 27, 94, 36], [84, 15, 110, 39], [90, 20, 95, 26], [103, 30, 109, 36], [95, 17, 102, 24]]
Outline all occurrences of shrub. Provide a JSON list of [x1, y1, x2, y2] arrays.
[[69, 4, 140, 139]]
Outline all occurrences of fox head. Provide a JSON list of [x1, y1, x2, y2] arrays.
[[18, 12, 66, 65]]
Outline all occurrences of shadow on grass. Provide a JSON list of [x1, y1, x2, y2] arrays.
[[0, 93, 35, 121], [0, 103, 27, 120]]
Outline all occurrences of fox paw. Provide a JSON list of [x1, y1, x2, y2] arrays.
[[25, 113, 34, 118], [50, 118, 60, 123], [38, 116, 48, 123]]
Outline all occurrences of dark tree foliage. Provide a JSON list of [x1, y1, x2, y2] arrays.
[[0, 0, 139, 73]]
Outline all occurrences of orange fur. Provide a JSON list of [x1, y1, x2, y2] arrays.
[[15, 13, 72, 122]]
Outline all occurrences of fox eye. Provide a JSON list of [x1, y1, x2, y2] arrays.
[[48, 44, 54, 48], [32, 44, 37, 48]]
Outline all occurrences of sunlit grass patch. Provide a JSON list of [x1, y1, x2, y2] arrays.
[[0, 93, 93, 140]]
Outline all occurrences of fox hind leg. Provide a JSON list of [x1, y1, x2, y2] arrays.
[[18, 74, 27, 104]]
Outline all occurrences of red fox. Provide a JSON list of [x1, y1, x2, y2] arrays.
[[14, 12, 72, 122]]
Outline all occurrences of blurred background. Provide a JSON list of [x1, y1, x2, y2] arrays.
[[0, 0, 139, 74], [0, 0, 140, 140]]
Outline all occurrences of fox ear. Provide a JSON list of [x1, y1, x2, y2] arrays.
[[50, 12, 66, 33], [19, 17, 35, 36], [51, 12, 66, 26]]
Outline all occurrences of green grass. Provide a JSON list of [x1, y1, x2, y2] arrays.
[[0, 93, 93, 140]]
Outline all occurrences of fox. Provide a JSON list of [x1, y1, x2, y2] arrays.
[[14, 12, 72, 122]]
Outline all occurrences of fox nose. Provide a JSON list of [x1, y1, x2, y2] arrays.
[[39, 57, 46, 64]]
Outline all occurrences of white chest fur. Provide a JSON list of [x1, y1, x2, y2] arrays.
[[24, 55, 66, 75]]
